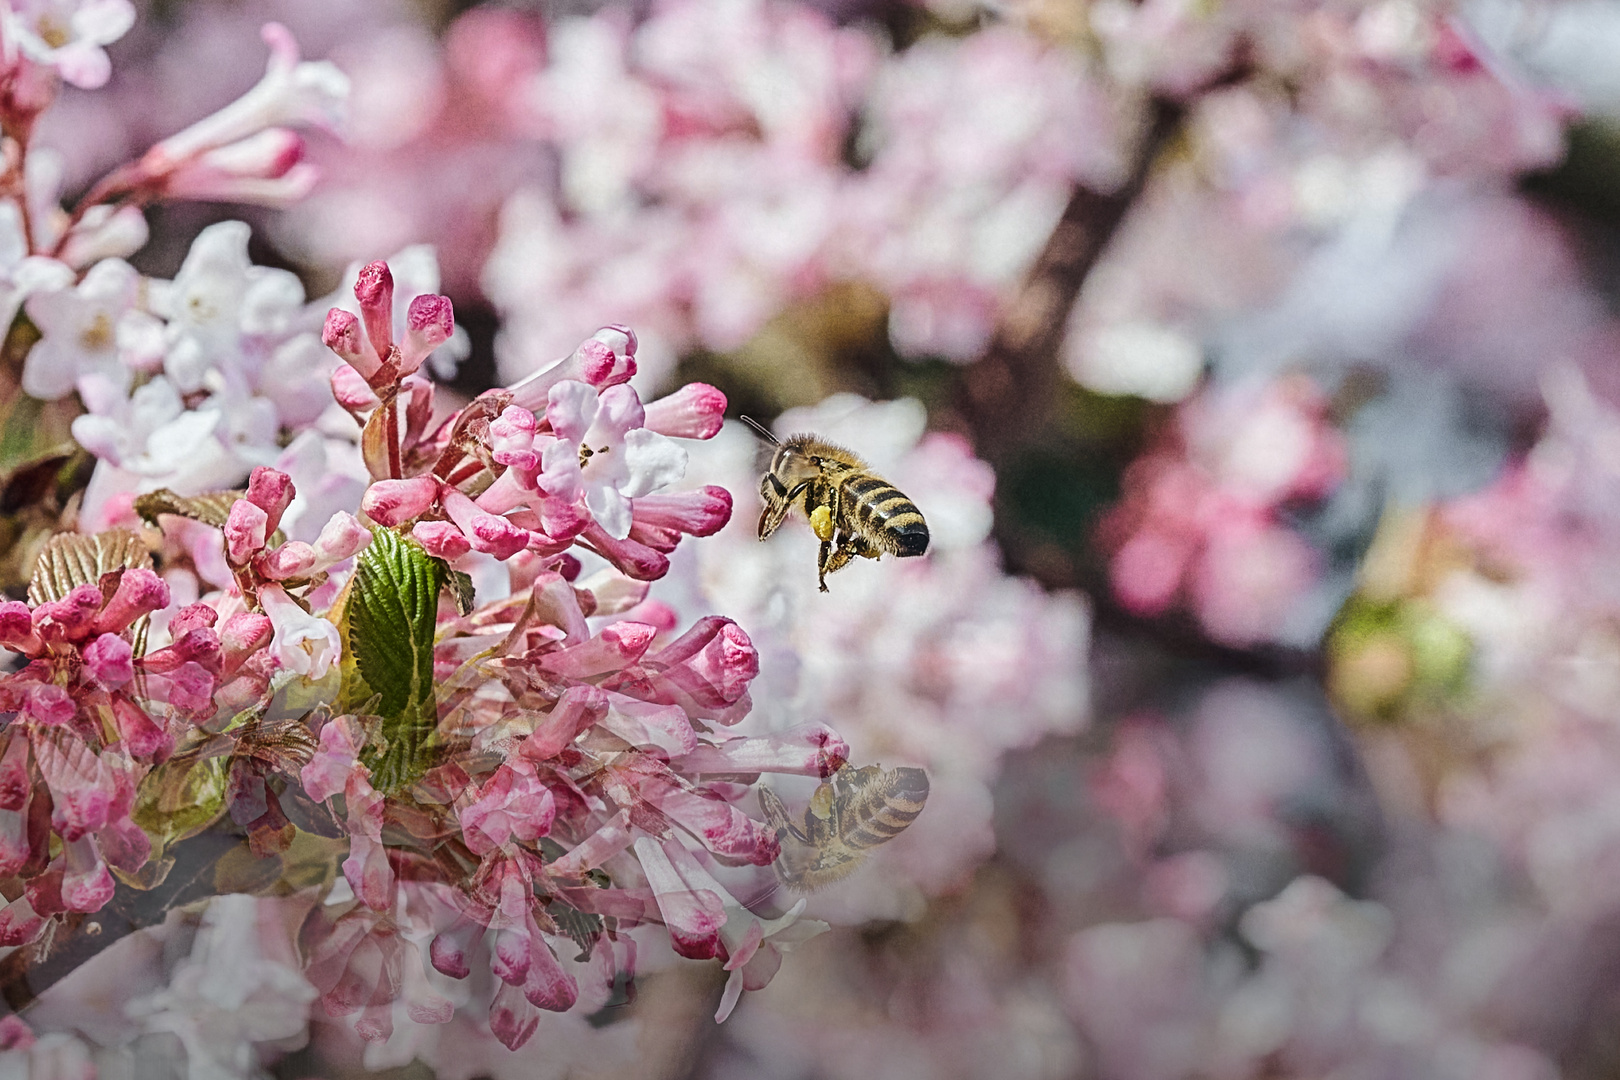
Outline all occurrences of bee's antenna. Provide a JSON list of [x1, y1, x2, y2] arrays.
[[740, 415, 780, 446]]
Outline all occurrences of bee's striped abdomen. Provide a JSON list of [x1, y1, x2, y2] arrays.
[[844, 476, 930, 557], [844, 767, 929, 849]]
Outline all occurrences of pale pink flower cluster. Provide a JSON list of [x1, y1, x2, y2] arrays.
[[675, 396, 1090, 921], [1098, 374, 1348, 647], [850, 27, 1125, 360], [0, 14, 359, 582], [277, 0, 1124, 385], [1388, 369, 1620, 919], [1063, 0, 1580, 403], [3, 0, 136, 92]]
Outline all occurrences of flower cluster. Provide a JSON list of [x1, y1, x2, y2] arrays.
[[290, 565, 845, 1049], [0, 561, 273, 929], [0, 214, 872, 1068], [327, 257, 730, 581], [1098, 374, 1348, 647]]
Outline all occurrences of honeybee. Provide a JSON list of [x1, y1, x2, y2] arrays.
[[757, 764, 930, 891], [744, 418, 929, 592]]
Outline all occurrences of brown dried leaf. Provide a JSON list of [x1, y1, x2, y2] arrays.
[[27, 528, 152, 605], [132, 488, 246, 529]]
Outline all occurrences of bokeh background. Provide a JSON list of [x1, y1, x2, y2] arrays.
[[12, 0, 1620, 1075]]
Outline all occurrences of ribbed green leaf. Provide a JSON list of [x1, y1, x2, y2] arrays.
[[347, 527, 443, 794]]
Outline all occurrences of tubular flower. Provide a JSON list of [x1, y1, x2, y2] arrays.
[[293, 567, 849, 1048], [322, 258, 729, 579]]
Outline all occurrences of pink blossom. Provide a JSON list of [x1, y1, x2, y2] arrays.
[[141, 23, 347, 165], [459, 762, 557, 856], [259, 583, 341, 680], [3, 0, 136, 90]]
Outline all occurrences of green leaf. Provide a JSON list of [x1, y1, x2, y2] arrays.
[[345, 527, 444, 794], [132, 756, 229, 852]]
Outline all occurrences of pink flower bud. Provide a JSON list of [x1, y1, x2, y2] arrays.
[[219, 612, 273, 677], [442, 488, 530, 560], [62, 836, 114, 912], [83, 633, 133, 689], [159, 129, 310, 203], [534, 622, 657, 679], [257, 540, 318, 580], [312, 512, 372, 568], [642, 383, 728, 439], [412, 520, 472, 561], [398, 293, 454, 376], [111, 694, 172, 758], [631, 487, 733, 538], [653, 617, 759, 708], [142, 628, 222, 676], [674, 723, 851, 779], [34, 585, 106, 643], [168, 603, 219, 637], [246, 467, 296, 535], [0, 736, 31, 811], [491, 925, 531, 985], [224, 499, 270, 567], [489, 982, 540, 1051], [579, 522, 669, 581], [94, 568, 171, 635], [24, 684, 74, 726], [506, 326, 639, 410], [331, 362, 381, 410], [0, 601, 39, 654], [362, 476, 439, 526], [633, 837, 724, 960], [489, 406, 540, 469], [354, 261, 395, 361], [430, 912, 483, 980], [522, 931, 578, 1012], [164, 661, 217, 718], [322, 307, 367, 362]]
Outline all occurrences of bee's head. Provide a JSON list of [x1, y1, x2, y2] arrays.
[[770, 443, 823, 488]]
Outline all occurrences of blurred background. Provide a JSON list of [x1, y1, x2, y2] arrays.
[[18, 0, 1620, 1075]]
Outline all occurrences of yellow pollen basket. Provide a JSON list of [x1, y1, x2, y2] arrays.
[[809, 505, 835, 542]]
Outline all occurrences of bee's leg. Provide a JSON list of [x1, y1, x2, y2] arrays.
[[852, 536, 882, 561], [820, 531, 864, 583], [817, 536, 834, 592]]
